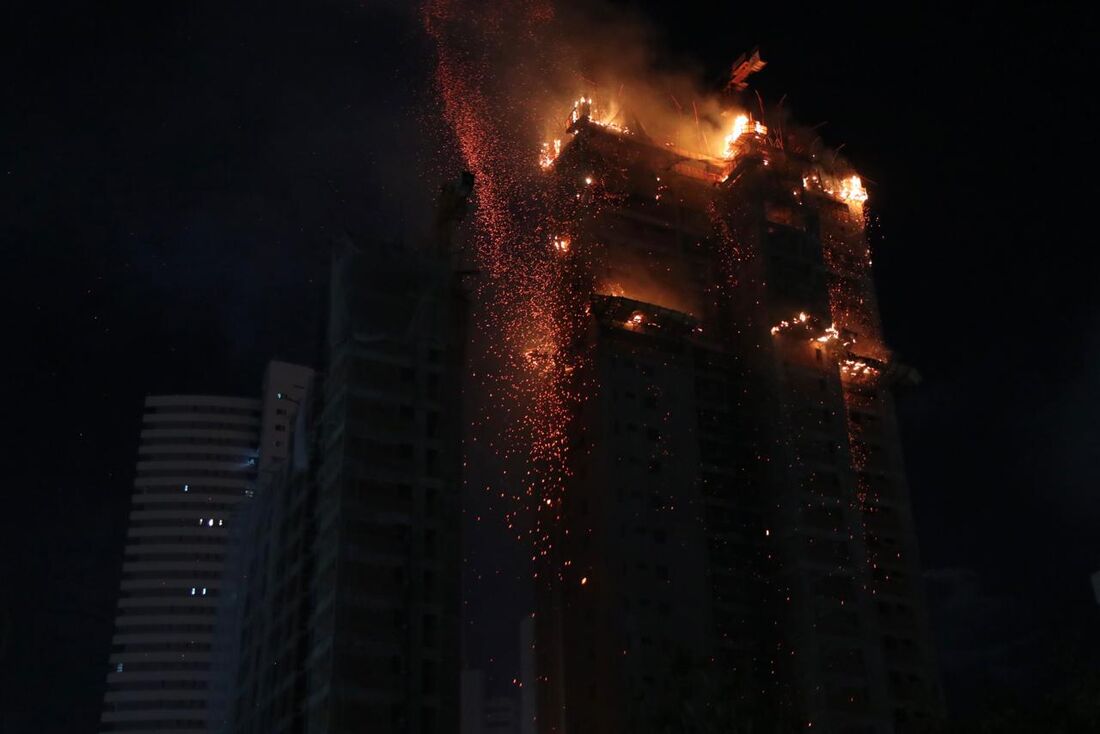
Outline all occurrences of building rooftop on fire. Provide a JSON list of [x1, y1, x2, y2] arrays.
[[544, 91, 888, 385], [534, 65, 944, 734]]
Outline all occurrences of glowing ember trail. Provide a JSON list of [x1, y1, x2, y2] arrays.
[[818, 184, 893, 591], [424, 0, 588, 577]]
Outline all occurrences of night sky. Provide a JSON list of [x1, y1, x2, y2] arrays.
[[2, 2, 1096, 732]]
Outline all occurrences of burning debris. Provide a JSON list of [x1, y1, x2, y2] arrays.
[[802, 170, 869, 207], [770, 311, 855, 349], [539, 139, 562, 169], [770, 311, 820, 338], [839, 174, 869, 203], [839, 356, 884, 382], [592, 295, 698, 338], [723, 113, 768, 157]]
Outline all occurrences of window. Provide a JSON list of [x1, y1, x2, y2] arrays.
[[422, 660, 437, 694], [423, 615, 438, 646]]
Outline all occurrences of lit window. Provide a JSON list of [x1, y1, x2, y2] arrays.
[[183, 484, 189, 492], [116, 663, 124, 673], [277, 392, 284, 400], [202, 587, 207, 596], [191, 587, 196, 596], [218, 519, 223, 527], [208, 519, 214, 527]]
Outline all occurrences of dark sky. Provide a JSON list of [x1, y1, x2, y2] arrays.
[[2, 1, 1096, 732]]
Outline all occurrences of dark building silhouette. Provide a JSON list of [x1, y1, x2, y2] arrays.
[[230, 176, 473, 734], [222, 365, 316, 734], [535, 105, 944, 734]]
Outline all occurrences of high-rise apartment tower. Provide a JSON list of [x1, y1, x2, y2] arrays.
[[101, 362, 311, 734], [536, 100, 944, 734]]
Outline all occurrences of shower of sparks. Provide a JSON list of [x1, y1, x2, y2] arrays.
[[424, 0, 590, 578], [425, 0, 889, 606], [819, 195, 893, 592]]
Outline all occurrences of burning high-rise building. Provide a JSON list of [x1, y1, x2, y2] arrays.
[[424, 6, 943, 727], [523, 83, 946, 733]]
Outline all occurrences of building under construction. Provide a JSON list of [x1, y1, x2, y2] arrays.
[[533, 83, 945, 734]]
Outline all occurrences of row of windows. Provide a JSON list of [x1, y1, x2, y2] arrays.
[[110, 660, 210, 672], [112, 641, 212, 654], [128, 518, 225, 529], [104, 699, 206, 712], [124, 552, 225, 564], [147, 404, 259, 417], [121, 569, 222, 581], [132, 501, 236, 513], [100, 718, 206, 731], [117, 606, 217, 618], [142, 420, 259, 432], [140, 435, 257, 448], [120, 587, 219, 599], [107, 679, 209, 692], [124, 535, 226, 547], [135, 484, 249, 497], [138, 452, 257, 463], [136, 468, 256, 479], [113, 623, 214, 636]]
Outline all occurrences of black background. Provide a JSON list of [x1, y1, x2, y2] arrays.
[[2, 1, 1096, 731]]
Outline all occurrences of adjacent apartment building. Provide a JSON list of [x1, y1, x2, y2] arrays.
[[99, 362, 311, 734], [231, 174, 473, 734]]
